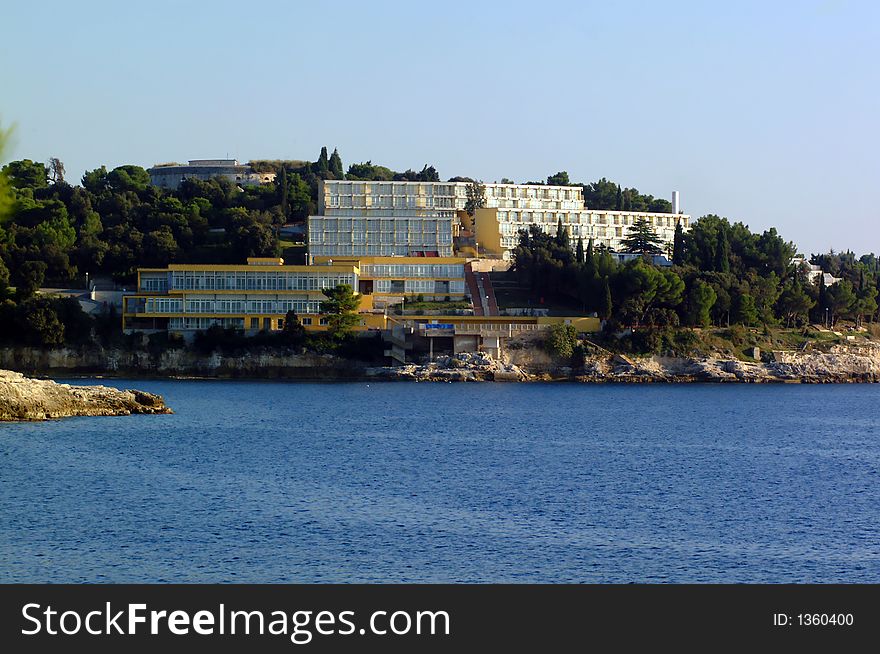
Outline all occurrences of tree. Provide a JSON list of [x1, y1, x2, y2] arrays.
[[546, 171, 570, 186], [281, 309, 306, 344], [686, 280, 717, 327], [13, 260, 47, 300], [81, 166, 110, 195], [582, 178, 618, 210], [575, 237, 585, 265], [2, 159, 48, 189], [546, 323, 577, 359], [714, 227, 731, 273], [826, 280, 856, 326], [619, 217, 663, 256], [672, 220, 685, 266], [15, 297, 65, 346], [854, 283, 878, 326], [0, 125, 12, 222], [48, 157, 66, 184], [464, 180, 486, 217], [777, 279, 815, 327], [414, 164, 440, 182], [599, 277, 613, 320], [320, 283, 360, 338], [555, 217, 569, 249], [328, 148, 344, 179], [346, 161, 394, 181], [732, 292, 759, 326], [314, 146, 330, 178], [107, 165, 150, 192]]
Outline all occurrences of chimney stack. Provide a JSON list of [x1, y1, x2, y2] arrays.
[[672, 190, 680, 214]]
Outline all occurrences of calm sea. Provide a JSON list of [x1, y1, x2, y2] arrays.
[[1, 380, 878, 583]]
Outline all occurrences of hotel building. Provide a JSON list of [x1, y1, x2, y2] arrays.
[[308, 180, 689, 260], [122, 256, 468, 336], [313, 256, 467, 308]]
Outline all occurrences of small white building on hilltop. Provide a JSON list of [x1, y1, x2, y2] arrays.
[[148, 159, 275, 189], [791, 256, 841, 286]]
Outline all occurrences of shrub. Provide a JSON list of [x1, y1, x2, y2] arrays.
[[545, 323, 578, 360]]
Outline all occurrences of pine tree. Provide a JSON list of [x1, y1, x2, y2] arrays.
[[576, 236, 585, 265], [329, 148, 344, 179], [619, 217, 663, 256]]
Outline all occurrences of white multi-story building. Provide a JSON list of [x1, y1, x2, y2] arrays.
[[148, 159, 275, 189], [308, 179, 688, 259]]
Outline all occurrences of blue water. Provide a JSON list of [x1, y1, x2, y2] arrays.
[[1, 380, 879, 583]]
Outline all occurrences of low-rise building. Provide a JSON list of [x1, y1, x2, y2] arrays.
[[148, 159, 275, 189], [313, 256, 467, 308], [122, 257, 380, 335]]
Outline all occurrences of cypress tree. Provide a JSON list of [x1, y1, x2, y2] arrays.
[[279, 166, 289, 219], [576, 236, 585, 265], [329, 148, 344, 179], [672, 220, 685, 266], [615, 185, 622, 210], [714, 227, 731, 273], [600, 277, 613, 320], [314, 146, 330, 177]]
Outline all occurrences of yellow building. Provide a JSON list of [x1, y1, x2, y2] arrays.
[[312, 255, 467, 308], [122, 257, 386, 336], [474, 207, 689, 260], [122, 256, 468, 336]]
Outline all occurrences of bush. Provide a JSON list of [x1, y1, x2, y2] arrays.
[[545, 323, 578, 360]]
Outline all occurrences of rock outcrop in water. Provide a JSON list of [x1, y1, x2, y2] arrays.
[[367, 352, 529, 382], [0, 370, 172, 421]]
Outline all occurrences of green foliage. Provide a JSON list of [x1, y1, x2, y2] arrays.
[[14, 297, 65, 347], [320, 284, 360, 338], [328, 148, 344, 180], [346, 161, 395, 181], [776, 278, 815, 327], [546, 171, 571, 186], [546, 323, 578, 359], [13, 260, 47, 300], [281, 310, 306, 344], [2, 159, 48, 190], [732, 293, 759, 326], [107, 165, 150, 193], [619, 217, 664, 255], [686, 279, 717, 327], [464, 181, 486, 217]]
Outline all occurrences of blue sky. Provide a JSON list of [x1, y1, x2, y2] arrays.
[[2, 0, 877, 255]]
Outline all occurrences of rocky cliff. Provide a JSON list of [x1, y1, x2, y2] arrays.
[[0, 370, 172, 421]]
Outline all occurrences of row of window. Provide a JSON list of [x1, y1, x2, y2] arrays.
[[309, 244, 455, 257], [311, 217, 453, 232], [142, 297, 324, 315], [373, 279, 466, 294], [360, 264, 464, 279], [169, 317, 245, 330], [162, 271, 356, 292], [497, 210, 684, 228]]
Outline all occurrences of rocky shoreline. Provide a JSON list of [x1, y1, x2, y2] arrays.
[[0, 370, 172, 421], [1, 343, 879, 385], [367, 345, 880, 383]]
